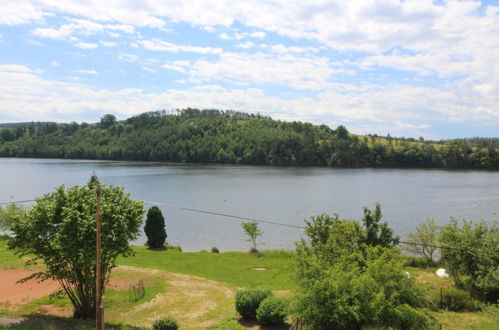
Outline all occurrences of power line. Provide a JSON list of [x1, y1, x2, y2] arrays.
[[0, 199, 35, 205], [140, 201, 495, 257], [141, 200, 305, 229], [2, 198, 496, 257]]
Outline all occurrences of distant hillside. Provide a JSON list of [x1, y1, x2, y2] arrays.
[[0, 122, 58, 129], [0, 122, 46, 129], [0, 109, 497, 169]]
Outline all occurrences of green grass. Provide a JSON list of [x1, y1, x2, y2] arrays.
[[429, 310, 499, 330], [207, 317, 245, 329], [2, 238, 296, 290], [3, 238, 498, 329], [0, 237, 27, 269], [117, 247, 296, 290]]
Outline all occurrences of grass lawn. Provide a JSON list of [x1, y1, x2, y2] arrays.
[[0, 238, 27, 269], [2, 237, 498, 329], [2, 238, 296, 291], [117, 247, 296, 290]]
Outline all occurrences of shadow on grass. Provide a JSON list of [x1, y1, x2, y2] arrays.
[[145, 244, 182, 252], [146, 246, 168, 251], [0, 314, 143, 329], [237, 318, 291, 329]]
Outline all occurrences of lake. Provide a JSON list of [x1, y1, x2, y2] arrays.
[[1, 158, 498, 251]]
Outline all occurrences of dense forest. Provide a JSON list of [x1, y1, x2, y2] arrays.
[[0, 109, 498, 169]]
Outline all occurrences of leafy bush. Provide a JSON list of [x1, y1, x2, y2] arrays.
[[390, 304, 437, 330], [235, 289, 272, 319], [256, 296, 287, 325], [432, 288, 481, 312], [403, 218, 439, 265], [400, 255, 433, 268], [293, 214, 432, 329], [211, 246, 220, 253], [166, 244, 182, 252], [152, 316, 178, 330], [439, 219, 498, 302]]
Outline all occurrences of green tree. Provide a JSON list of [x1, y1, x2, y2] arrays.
[[242, 221, 263, 252], [8, 178, 144, 318], [293, 214, 432, 329], [361, 203, 399, 247], [403, 218, 439, 265], [439, 219, 498, 302], [0, 203, 26, 231], [144, 206, 167, 249], [100, 114, 117, 129]]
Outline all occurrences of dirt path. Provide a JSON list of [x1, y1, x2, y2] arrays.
[[0, 266, 237, 329], [0, 268, 61, 309], [114, 265, 235, 329]]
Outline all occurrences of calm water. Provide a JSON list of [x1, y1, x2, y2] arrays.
[[1, 158, 498, 251]]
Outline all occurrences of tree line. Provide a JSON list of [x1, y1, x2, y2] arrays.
[[1, 108, 498, 169]]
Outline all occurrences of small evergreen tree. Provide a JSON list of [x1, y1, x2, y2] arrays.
[[145, 206, 167, 248]]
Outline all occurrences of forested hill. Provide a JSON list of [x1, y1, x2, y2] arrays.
[[0, 109, 498, 169]]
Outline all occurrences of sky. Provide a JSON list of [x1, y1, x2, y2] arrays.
[[0, 0, 498, 139]]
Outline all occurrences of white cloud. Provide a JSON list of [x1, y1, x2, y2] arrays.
[[2, 1, 499, 136], [264, 44, 320, 54], [250, 31, 266, 39], [142, 66, 157, 73], [203, 25, 216, 33], [74, 41, 98, 49], [32, 26, 72, 39], [49, 60, 60, 67], [172, 60, 190, 67], [162, 60, 191, 73], [1, 64, 498, 138], [186, 52, 336, 90], [218, 32, 232, 40], [100, 40, 117, 47], [235, 41, 254, 49], [73, 69, 97, 74], [162, 64, 187, 73], [0, 64, 37, 73], [118, 53, 138, 63], [134, 38, 222, 54], [32, 18, 135, 40], [0, 1, 50, 25]]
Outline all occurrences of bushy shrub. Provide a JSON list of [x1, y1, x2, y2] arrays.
[[294, 214, 432, 329], [400, 255, 433, 268], [152, 316, 178, 330], [235, 289, 272, 319], [432, 288, 480, 311], [439, 219, 498, 302], [211, 246, 220, 253], [256, 296, 287, 325], [166, 244, 182, 252], [390, 304, 435, 330]]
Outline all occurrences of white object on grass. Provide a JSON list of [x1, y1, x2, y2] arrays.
[[436, 268, 449, 278]]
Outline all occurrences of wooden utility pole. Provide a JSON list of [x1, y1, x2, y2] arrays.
[[96, 184, 103, 330]]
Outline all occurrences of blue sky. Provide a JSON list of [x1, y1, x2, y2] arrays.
[[0, 0, 498, 139]]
